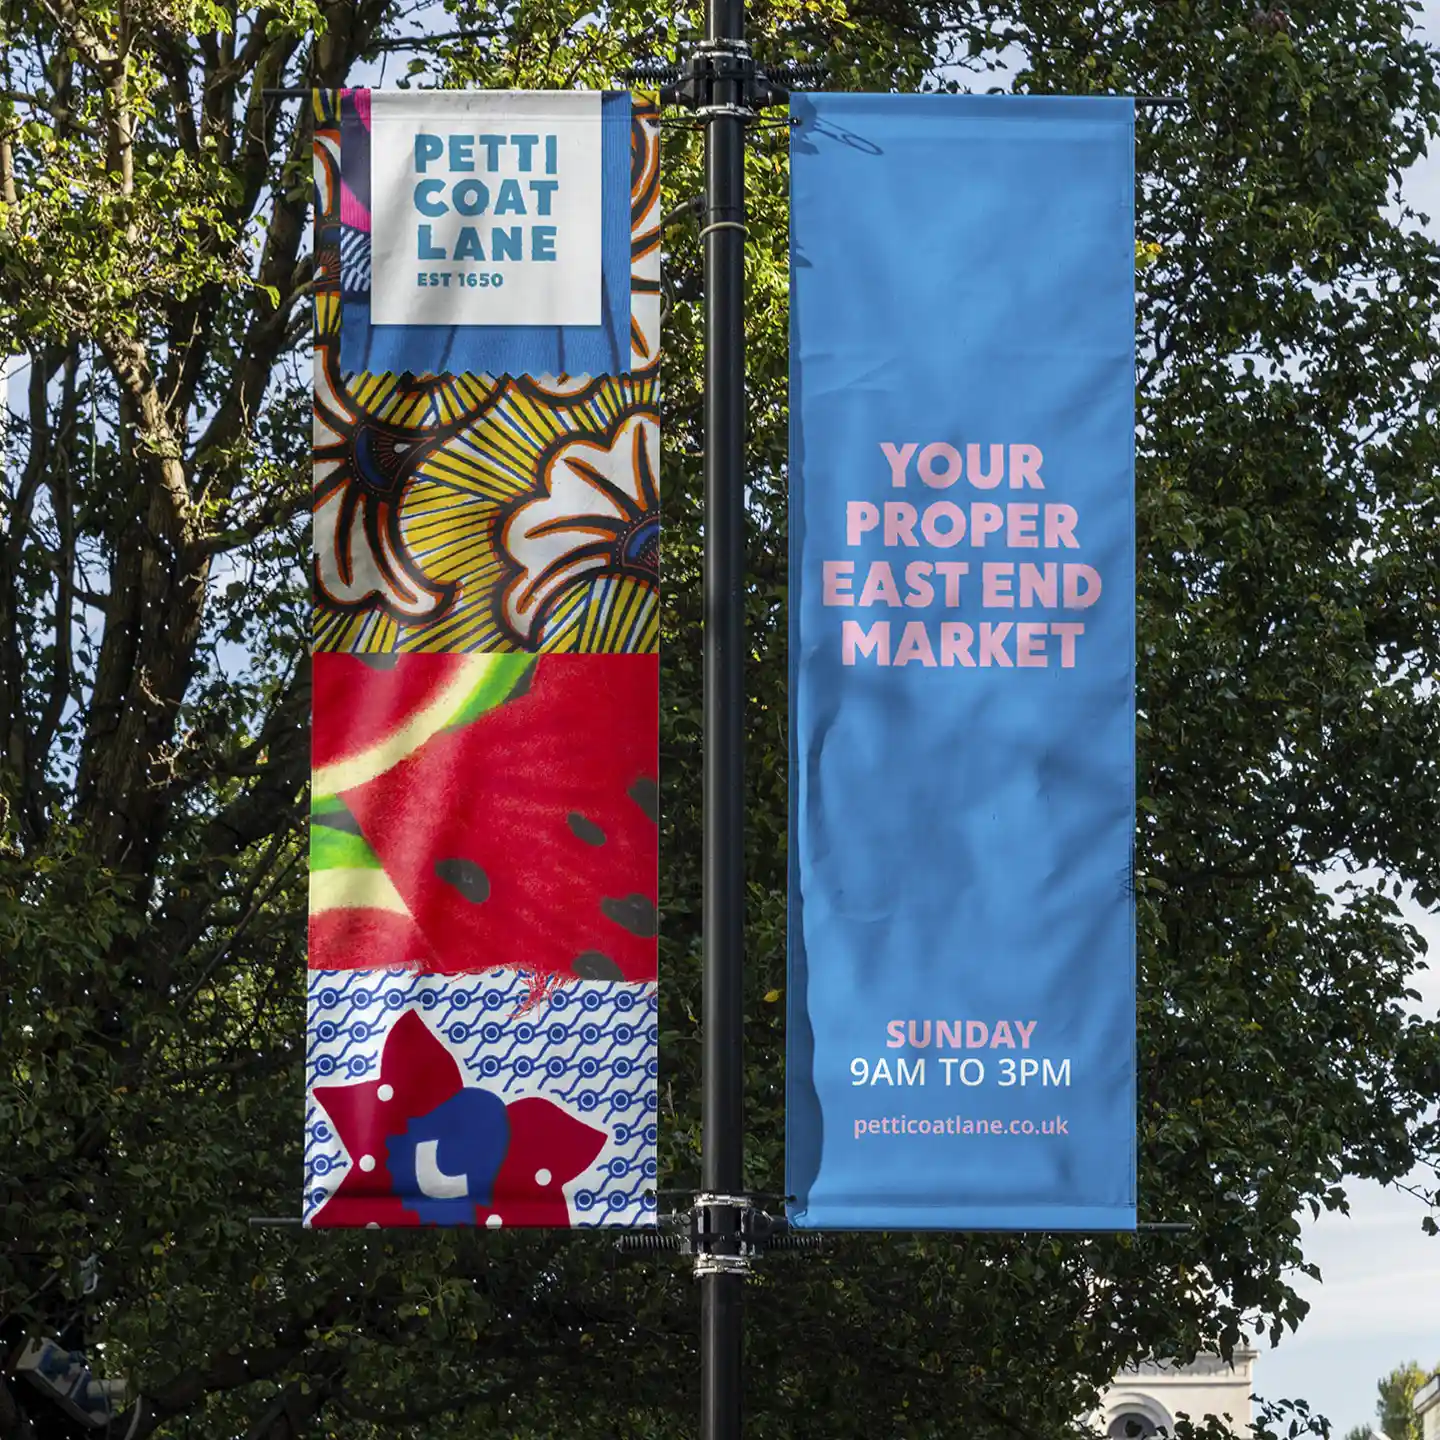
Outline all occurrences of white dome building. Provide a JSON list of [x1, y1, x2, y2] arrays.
[[1414, 1373, 1440, 1440], [1093, 1351, 1258, 1439]]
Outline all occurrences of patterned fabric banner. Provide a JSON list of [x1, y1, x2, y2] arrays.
[[306, 90, 660, 1230]]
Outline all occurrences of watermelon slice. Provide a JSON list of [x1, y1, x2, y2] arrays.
[[308, 905, 436, 971], [309, 795, 434, 969], [310, 654, 536, 970], [312, 653, 532, 795], [340, 655, 658, 984]]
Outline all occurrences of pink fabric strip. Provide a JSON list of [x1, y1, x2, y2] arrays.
[[339, 87, 371, 233]]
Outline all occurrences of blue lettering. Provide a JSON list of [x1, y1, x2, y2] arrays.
[[416, 225, 444, 260], [448, 134, 475, 172], [491, 226, 522, 261], [478, 134, 505, 170], [531, 225, 557, 261], [452, 179, 490, 217], [528, 179, 558, 216], [544, 134, 557, 174], [414, 133, 443, 173], [493, 179, 526, 216], [453, 226, 486, 261], [413, 178, 447, 217], [510, 134, 538, 171]]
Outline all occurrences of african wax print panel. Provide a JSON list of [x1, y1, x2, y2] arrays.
[[305, 89, 660, 1230]]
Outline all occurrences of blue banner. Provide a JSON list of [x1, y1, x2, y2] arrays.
[[787, 94, 1136, 1231]]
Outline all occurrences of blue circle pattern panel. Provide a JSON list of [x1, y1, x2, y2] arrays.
[[305, 968, 658, 1228]]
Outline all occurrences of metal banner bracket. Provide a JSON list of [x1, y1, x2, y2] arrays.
[[613, 1191, 823, 1272], [624, 51, 826, 119]]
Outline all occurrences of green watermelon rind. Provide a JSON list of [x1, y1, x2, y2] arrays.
[[310, 654, 536, 812], [443, 653, 535, 730], [310, 822, 383, 873]]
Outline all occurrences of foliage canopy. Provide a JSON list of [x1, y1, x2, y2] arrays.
[[4, 0, 1440, 1435]]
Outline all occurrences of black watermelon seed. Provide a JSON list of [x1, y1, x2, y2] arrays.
[[434, 857, 490, 903], [312, 806, 365, 836], [628, 776, 659, 823], [572, 951, 624, 981], [601, 893, 658, 938], [568, 813, 607, 846], [356, 651, 399, 670]]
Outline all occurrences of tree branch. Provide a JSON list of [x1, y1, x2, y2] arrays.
[[0, 351, 61, 834], [199, 470, 309, 556], [30, 354, 79, 796], [94, 328, 195, 552], [119, 1314, 340, 1440]]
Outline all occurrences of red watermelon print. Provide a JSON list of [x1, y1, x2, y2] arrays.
[[312, 653, 531, 791], [341, 655, 658, 985], [312, 652, 472, 770], [309, 653, 538, 971], [307, 905, 435, 971]]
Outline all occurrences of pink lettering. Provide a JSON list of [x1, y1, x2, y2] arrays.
[[1007, 503, 1040, 547], [847, 501, 879, 546], [971, 503, 1004, 545], [1044, 504, 1078, 548], [894, 621, 937, 667], [880, 441, 917, 488], [904, 561, 934, 608], [1064, 564, 1102, 608], [1052, 622, 1084, 667], [1016, 623, 1048, 667], [918, 442, 962, 488], [1009, 444, 1044, 488], [979, 622, 1013, 666], [883, 502, 918, 547], [822, 560, 854, 606], [842, 620, 890, 665], [940, 622, 974, 667], [982, 563, 1014, 608], [920, 502, 966, 547], [859, 561, 902, 607], [966, 443, 1004, 489], [935, 561, 970, 605], [1018, 562, 1057, 608]]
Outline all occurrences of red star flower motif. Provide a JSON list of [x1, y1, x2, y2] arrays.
[[311, 1008, 608, 1229]]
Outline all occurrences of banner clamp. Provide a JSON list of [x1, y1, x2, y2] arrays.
[[613, 1191, 824, 1268], [623, 51, 826, 119]]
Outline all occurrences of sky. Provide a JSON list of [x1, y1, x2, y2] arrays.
[[1255, 893, 1440, 1434]]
